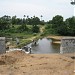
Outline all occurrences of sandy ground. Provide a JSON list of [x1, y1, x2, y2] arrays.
[[0, 51, 74, 75]]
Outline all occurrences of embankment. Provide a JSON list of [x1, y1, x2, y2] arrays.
[[0, 50, 74, 75]]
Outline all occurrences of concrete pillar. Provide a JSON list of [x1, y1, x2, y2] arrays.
[[0, 37, 6, 54], [60, 37, 75, 54]]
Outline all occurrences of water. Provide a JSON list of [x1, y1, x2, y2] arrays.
[[4, 38, 60, 54], [27, 38, 60, 54]]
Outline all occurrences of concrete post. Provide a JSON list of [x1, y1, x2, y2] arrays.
[[60, 37, 75, 54], [0, 37, 6, 54]]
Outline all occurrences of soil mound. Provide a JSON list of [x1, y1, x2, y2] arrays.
[[0, 51, 25, 65]]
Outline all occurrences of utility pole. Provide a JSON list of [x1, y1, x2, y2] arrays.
[[71, 0, 75, 16]]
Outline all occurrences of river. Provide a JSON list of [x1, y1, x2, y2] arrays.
[[27, 38, 60, 54]]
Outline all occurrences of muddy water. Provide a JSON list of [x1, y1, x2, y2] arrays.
[[27, 38, 60, 54]]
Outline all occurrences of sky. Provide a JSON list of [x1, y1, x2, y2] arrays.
[[0, 0, 74, 21]]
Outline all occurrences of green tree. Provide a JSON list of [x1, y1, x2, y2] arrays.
[[32, 25, 39, 33], [52, 15, 63, 28], [11, 15, 17, 25], [65, 16, 75, 35], [51, 15, 64, 34], [18, 15, 29, 32], [16, 18, 22, 25], [0, 15, 11, 30], [32, 16, 40, 25]]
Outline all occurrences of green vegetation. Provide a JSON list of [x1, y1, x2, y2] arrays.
[[45, 15, 75, 36], [0, 15, 44, 37], [0, 15, 45, 47], [17, 39, 32, 48], [0, 15, 75, 48]]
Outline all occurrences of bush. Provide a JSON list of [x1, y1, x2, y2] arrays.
[[32, 25, 40, 33], [17, 24, 29, 32]]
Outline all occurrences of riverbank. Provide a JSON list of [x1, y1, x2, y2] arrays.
[[6, 26, 45, 49], [0, 50, 74, 75], [47, 36, 63, 44], [47, 35, 75, 44], [6, 34, 75, 49], [6, 34, 41, 49], [47, 36, 63, 40]]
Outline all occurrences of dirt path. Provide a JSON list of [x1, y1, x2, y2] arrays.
[[40, 26, 45, 33]]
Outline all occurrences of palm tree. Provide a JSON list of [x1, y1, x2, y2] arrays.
[[33, 15, 35, 18], [23, 15, 26, 24], [24, 15, 26, 19], [40, 15, 43, 21], [27, 15, 29, 19], [26, 15, 29, 25]]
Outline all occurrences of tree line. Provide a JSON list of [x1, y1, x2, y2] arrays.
[[0, 15, 75, 36], [46, 15, 75, 36], [0, 15, 44, 33]]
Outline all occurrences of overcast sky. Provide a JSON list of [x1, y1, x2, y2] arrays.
[[0, 0, 74, 21]]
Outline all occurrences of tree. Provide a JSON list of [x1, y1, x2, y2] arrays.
[[27, 18, 32, 25], [40, 15, 43, 21], [45, 15, 68, 35], [16, 18, 23, 25], [47, 15, 75, 36], [27, 15, 29, 19], [24, 15, 26, 18], [51, 15, 64, 34], [18, 15, 28, 31], [0, 15, 11, 30], [26, 15, 29, 25], [65, 16, 75, 35], [11, 15, 17, 25], [52, 15, 63, 28], [32, 16, 40, 25], [32, 25, 39, 33], [56, 22, 68, 35]]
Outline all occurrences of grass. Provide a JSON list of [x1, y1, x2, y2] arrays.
[[4, 24, 45, 48], [17, 39, 32, 48]]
